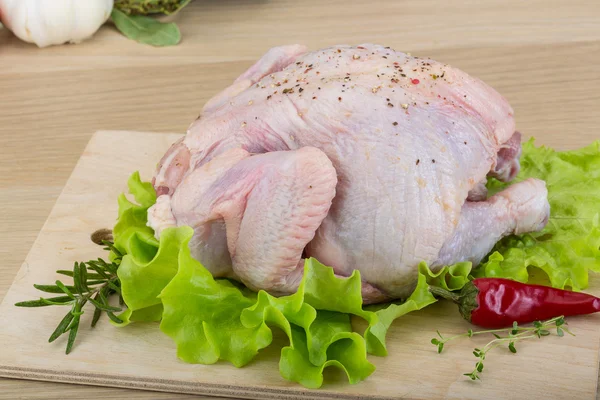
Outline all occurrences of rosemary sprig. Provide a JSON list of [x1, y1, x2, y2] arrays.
[[15, 241, 124, 354], [432, 316, 573, 380]]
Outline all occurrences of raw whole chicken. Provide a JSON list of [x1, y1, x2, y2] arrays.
[[148, 44, 550, 304]]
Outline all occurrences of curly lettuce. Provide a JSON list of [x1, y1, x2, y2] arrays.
[[476, 140, 600, 290], [159, 246, 467, 388], [111, 139, 600, 388]]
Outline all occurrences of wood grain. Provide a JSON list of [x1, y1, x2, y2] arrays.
[[0, 0, 599, 398]]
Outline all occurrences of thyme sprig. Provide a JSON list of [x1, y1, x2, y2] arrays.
[[15, 241, 124, 354], [432, 316, 573, 380]]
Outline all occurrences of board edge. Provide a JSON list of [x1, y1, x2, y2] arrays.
[[0, 365, 402, 400]]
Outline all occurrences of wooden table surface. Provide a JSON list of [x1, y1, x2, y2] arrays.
[[1, 0, 599, 398]]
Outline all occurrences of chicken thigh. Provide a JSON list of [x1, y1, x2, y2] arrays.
[[148, 44, 550, 304]]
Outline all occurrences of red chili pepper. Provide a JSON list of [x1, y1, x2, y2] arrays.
[[430, 278, 600, 328]]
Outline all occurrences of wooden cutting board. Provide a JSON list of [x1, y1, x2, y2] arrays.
[[0, 130, 599, 399]]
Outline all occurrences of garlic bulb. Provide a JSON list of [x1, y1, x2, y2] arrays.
[[0, 0, 114, 48]]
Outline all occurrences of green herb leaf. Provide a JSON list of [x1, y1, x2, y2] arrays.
[[511, 321, 519, 335], [464, 372, 478, 380], [91, 307, 102, 328], [106, 280, 122, 294], [72, 263, 84, 294], [85, 280, 108, 286], [80, 262, 88, 290], [106, 312, 124, 324], [508, 342, 517, 353], [99, 287, 110, 305], [103, 262, 119, 275], [85, 274, 106, 280], [48, 311, 75, 343], [85, 262, 110, 279], [15, 296, 74, 307], [103, 240, 123, 259], [66, 315, 80, 354], [55, 280, 76, 299], [32, 284, 77, 294], [111, 9, 181, 47], [88, 297, 122, 312], [40, 297, 76, 306]]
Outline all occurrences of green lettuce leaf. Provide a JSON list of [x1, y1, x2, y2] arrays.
[[158, 246, 469, 387], [158, 246, 377, 385], [118, 227, 192, 314], [117, 304, 163, 325], [364, 261, 472, 356], [111, 172, 162, 324], [476, 140, 600, 290], [280, 322, 374, 388], [112, 171, 158, 259]]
